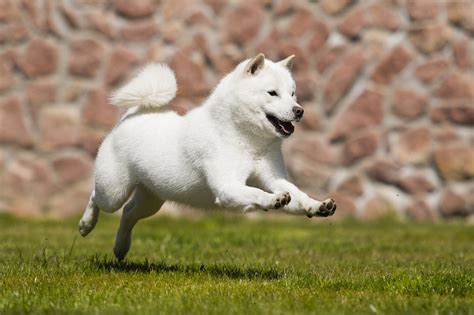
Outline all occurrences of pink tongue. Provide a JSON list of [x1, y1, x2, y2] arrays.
[[281, 122, 294, 134]]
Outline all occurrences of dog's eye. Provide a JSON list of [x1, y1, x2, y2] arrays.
[[268, 90, 278, 97], [291, 91, 295, 97]]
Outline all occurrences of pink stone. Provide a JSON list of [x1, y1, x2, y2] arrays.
[[82, 89, 119, 128], [330, 89, 383, 141], [223, 3, 263, 44], [414, 57, 450, 84], [395, 127, 432, 164], [323, 47, 365, 113], [38, 106, 80, 149], [114, 0, 156, 18], [391, 88, 427, 119], [371, 45, 412, 84], [170, 53, 208, 97], [0, 97, 33, 146], [342, 132, 378, 165], [52, 152, 93, 184], [106, 47, 139, 86], [18, 38, 58, 78], [69, 38, 105, 78]]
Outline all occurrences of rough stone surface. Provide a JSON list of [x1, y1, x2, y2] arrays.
[[120, 20, 158, 41], [114, 0, 156, 18], [170, 53, 208, 97], [307, 19, 330, 53], [46, 181, 91, 219], [391, 89, 427, 120], [405, 200, 435, 221], [430, 101, 474, 126], [342, 132, 378, 165], [0, 53, 15, 92], [409, 23, 451, 54], [434, 146, 474, 181], [106, 47, 140, 86], [84, 11, 117, 39], [52, 152, 93, 185], [294, 71, 317, 102], [434, 72, 474, 99], [440, 190, 471, 218], [316, 45, 347, 73], [447, 1, 474, 34], [338, 8, 365, 38], [435, 127, 459, 144], [2, 153, 54, 216], [406, 0, 440, 20], [371, 45, 412, 84], [367, 159, 400, 185], [0, 97, 33, 146], [82, 89, 119, 128], [336, 175, 363, 197], [18, 38, 58, 78], [47, 181, 92, 217], [26, 81, 56, 106], [330, 89, 383, 141], [80, 127, 106, 156], [287, 135, 335, 166], [223, 3, 263, 45], [452, 38, 472, 70], [395, 127, 432, 165], [414, 57, 450, 83], [287, 9, 315, 37], [328, 192, 357, 218], [367, 4, 400, 31], [69, 38, 105, 78], [323, 48, 365, 113], [397, 174, 435, 195], [1, 1, 472, 219], [362, 197, 396, 220], [38, 106, 80, 149], [320, 0, 352, 15]]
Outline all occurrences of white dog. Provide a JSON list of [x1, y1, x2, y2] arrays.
[[78, 54, 336, 260]]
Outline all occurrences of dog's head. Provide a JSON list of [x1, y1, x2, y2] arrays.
[[226, 53, 303, 139]]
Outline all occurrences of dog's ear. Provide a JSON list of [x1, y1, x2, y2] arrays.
[[245, 53, 265, 75], [278, 55, 295, 71]]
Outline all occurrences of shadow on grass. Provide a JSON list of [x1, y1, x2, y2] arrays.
[[91, 256, 284, 280]]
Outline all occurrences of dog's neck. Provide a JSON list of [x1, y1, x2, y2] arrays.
[[204, 94, 281, 157]]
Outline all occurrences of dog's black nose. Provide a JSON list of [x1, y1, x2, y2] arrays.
[[292, 106, 304, 119]]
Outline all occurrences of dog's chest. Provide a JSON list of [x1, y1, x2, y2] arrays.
[[236, 154, 265, 181]]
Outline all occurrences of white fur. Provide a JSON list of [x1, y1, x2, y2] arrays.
[[79, 54, 336, 261], [110, 64, 177, 109]]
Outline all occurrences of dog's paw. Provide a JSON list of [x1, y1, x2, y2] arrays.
[[267, 192, 291, 210], [78, 218, 96, 237], [306, 198, 336, 218]]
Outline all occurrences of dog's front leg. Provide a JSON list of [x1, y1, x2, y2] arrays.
[[256, 150, 336, 218], [205, 162, 291, 211], [267, 178, 336, 218], [212, 182, 291, 212]]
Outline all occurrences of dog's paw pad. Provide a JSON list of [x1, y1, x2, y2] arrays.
[[317, 198, 337, 217], [306, 198, 336, 218], [270, 192, 291, 209]]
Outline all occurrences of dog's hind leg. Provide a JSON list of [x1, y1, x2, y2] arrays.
[[79, 140, 135, 236], [113, 186, 165, 261], [78, 191, 100, 237]]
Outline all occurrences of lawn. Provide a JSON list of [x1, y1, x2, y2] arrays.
[[0, 212, 473, 314]]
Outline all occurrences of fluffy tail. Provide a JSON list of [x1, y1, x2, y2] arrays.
[[110, 63, 177, 109]]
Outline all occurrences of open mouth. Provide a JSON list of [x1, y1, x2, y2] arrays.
[[266, 114, 294, 137]]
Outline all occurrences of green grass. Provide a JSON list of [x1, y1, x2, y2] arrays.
[[0, 213, 473, 314]]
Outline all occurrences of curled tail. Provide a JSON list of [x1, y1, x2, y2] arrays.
[[110, 63, 177, 109]]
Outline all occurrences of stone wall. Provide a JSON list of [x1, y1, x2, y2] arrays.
[[0, 0, 473, 220]]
